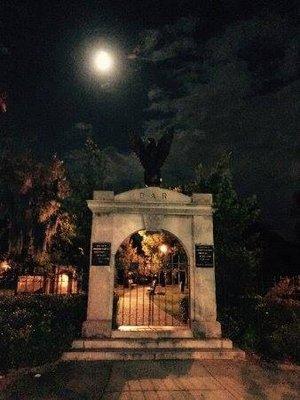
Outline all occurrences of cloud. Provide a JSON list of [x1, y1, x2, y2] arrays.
[[142, 15, 299, 240]]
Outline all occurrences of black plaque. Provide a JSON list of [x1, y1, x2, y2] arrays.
[[91, 242, 111, 266], [195, 244, 214, 267]]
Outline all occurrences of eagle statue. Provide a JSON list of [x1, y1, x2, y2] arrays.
[[130, 131, 174, 187]]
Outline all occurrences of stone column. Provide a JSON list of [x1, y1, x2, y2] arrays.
[[191, 194, 221, 338], [82, 195, 114, 338]]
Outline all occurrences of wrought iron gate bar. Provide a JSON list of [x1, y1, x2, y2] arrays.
[[142, 284, 145, 325], [121, 283, 125, 325], [164, 280, 167, 325], [115, 246, 189, 328], [135, 285, 138, 325], [128, 283, 131, 325]]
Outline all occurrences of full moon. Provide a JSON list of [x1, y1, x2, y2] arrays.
[[94, 50, 113, 72]]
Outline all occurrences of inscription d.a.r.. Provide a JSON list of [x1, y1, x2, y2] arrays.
[[139, 192, 167, 200]]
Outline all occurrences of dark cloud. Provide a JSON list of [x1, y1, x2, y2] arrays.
[[140, 15, 299, 240]]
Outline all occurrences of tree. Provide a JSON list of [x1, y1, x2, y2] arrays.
[[115, 230, 187, 278], [0, 152, 75, 272], [115, 236, 146, 281], [140, 231, 169, 274], [184, 154, 262, 306], [67, 136, 108, 198], [140, 231, 185, 274], [65, 137, 109, 281], [104, 147, 143, 192]]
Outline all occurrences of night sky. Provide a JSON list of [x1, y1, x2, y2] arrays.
[[1, 0, 299, 239], [1, 0, 296, 151]]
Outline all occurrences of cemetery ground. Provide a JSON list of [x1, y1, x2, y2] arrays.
[[116, 284, 188, 326], [1, 358, 299, 399]]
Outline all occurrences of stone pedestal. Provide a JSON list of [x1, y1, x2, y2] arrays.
[[82, 187, 222, 339], [83, 260, 113, 338], [82, 319, 112, 338], [189, 197, 221, 338], [191, 321, 222, 338]]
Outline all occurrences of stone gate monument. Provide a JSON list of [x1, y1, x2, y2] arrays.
[[63, 133, 244, 360], [82, 186, 221, 339]]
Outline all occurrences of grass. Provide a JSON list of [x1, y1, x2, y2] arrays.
[[114, 284, 189, 325], [153, 285, 188, 321]]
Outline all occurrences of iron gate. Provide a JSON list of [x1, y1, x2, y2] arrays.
[[114, 258, 190, 327]]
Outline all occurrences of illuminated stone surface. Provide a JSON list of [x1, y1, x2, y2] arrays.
[[82, 187, 222, 340]]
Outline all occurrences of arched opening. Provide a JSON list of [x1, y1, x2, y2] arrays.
[[114, 229, 190, 328]]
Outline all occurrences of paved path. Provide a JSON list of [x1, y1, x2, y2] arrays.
[[2, 360, 299, 399], [103, 360, 299, 399], [117, 284, 186, 326]]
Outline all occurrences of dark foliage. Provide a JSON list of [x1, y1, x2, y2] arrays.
[[184, 154, 262, 305], [0, 294, 87, 372], [219, 282, 300, 363], [112, 291, 119, 330], [179, 295, 189, 324]]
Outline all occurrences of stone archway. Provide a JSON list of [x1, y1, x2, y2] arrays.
[[82, 187, 221, 339], [114, 229, 190, 328]]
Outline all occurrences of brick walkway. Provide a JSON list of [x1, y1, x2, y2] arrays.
[[103, 360, 299, 399], [2, 359, 299, 399]]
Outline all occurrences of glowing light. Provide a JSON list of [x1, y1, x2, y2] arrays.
[[159, 244, 169, 254], [94, 50, 114, 72], [58, 273, 69, 294], [0, 260, 10, 272]]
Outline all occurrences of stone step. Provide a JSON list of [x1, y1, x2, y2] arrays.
[[111, 328, 193, 339], [62, 347, 245, 361], [72, 338, 233, 350]]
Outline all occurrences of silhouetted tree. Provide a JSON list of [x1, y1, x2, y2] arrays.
[[184, 154, 262, 306], [0, 152, 75, 272]]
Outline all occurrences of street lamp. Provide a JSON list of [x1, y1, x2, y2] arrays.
[[159, 244, 169, 254]]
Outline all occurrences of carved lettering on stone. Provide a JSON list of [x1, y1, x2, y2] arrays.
[[138, 191, 168, 202]]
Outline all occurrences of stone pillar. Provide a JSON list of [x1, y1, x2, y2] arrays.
[[191, 194, 221, 338], [82, 193, 114, 338]]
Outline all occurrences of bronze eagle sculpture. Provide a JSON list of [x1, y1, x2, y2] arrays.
[[130, 131, 174, 187]]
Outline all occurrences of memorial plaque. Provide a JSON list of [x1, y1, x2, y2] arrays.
[[195, 244, 214, 267], [91, 242, 111, 266]]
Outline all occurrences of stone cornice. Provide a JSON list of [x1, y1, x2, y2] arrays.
[[88, 188, 213, 216], [88, 200, 213, 216]]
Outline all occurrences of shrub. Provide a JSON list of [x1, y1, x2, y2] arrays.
[[0, 294, 87, 372], [218, 286, 300, 363], [179, 296, 189, 323], [112, 291, 119, 329], [264, 322, 300, 361]]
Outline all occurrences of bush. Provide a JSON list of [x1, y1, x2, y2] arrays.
[[264, 322, 300, 361], [179, 296, 189, 324], [112, 291, 119, 329], [218, 290, 300, 363], [0, 294, 87, 372]]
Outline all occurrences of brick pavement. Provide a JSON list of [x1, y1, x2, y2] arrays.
[[2, 359, 299, 399], [102, 360, 299, 399]]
